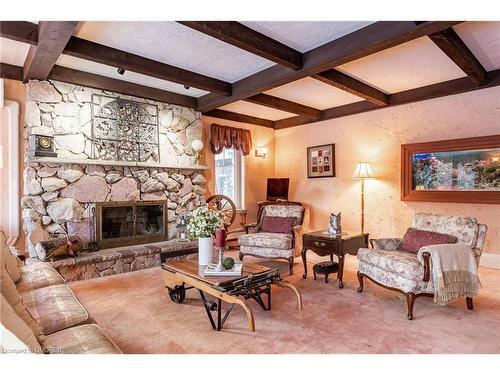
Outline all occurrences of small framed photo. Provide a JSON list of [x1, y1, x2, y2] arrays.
[[307, 144, 335, 178]]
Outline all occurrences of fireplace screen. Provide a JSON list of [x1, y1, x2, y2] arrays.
[[96, 201, 167, 249], [91, 94, 160, 162]]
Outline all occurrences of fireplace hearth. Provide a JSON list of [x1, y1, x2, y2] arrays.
[[95, 200, 168, 249]]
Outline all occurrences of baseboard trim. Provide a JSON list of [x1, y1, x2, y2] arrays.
[[480, 253, 500, 270]]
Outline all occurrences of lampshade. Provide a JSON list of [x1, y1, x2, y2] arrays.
[[352, 162, 375, 179], [191, 139, 204, 152]]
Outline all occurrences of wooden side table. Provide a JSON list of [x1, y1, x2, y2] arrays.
[[302, 231, 369, 288]]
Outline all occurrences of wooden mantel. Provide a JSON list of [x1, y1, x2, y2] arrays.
[[27, 157, 209, 171]]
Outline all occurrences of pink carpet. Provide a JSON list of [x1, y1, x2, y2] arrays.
[[69, 254, 500, 354]]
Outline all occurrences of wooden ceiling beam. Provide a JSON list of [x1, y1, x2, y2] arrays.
[[313, 69, 389, 106], [203, 109, 275, 128], [275, 68, 500, 129], [197, 21, 462, 112], [63, 36, 232, 96], [23, 21, 79, 82], [178, 21, 303, 69], [0, 63, 23, 80], [3, 62, 197, 108], [0, 21, 38, 45], [245, 93, 321, 118], [47, 65, 198, 108], [428, 27, 487, 86]]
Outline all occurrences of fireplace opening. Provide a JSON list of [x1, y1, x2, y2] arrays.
[[96, 200, 168, 249]]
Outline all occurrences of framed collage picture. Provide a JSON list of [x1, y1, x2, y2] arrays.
[[307, 144, 335, 178]]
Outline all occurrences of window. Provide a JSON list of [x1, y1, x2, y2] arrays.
[[215, 148, 244, 209]]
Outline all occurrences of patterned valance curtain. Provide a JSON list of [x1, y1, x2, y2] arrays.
[[210, 124, 252, 156]]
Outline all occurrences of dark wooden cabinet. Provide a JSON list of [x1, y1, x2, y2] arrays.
[[302, 231, 369, 288]]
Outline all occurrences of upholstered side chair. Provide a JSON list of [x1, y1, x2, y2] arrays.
[[357, 213, 487, 320], [238, 205, 309, 275]]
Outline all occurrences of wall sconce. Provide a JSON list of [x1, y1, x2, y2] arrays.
[[191, 139, 204, 165], [255, 147, 268, 158]]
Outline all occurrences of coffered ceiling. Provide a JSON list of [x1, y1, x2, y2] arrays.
[[1, 20, 499, 129]]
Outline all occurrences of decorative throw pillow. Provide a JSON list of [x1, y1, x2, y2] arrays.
[[401, 228, 457, 254], [261, 216, 295, 234]]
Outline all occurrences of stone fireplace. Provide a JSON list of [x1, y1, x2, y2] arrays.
[[96, 200, 168, 249], [21, 80, 207, 258]]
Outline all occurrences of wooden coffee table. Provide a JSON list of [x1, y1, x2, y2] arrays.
[[161, 258, 302, 332]]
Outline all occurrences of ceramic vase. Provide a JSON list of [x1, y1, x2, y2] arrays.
[[198, 237, 213, 266]]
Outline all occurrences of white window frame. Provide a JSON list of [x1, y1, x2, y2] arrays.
[[215, 148, 245, 210]]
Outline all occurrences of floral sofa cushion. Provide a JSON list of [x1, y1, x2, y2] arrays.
[[17, 261, 65, 293], [239, 245, 293, 259], [357, 248, 424, 281], [239, 232, 293, 250], [411, 213, 479, 248], [358, 258, 432, 294], [21, 284, 90, 335], [40, 324, 122, 354], [370, 238, 403, 251]]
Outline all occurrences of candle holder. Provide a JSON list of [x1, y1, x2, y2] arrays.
[[214, 246, 225, 272]]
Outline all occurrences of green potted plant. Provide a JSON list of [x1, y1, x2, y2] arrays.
[[187, 205, 224, 265]]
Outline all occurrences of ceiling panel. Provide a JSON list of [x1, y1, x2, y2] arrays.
[[453, 21, 500, 71], [336, 36, 467, 94], [265, 77, 363, 110], [220, 101, 295, 121], [56, 55, 207, 97], [75, 21, 275, 83], [241, 21, 373, 53], [0, 37, 30, 66]]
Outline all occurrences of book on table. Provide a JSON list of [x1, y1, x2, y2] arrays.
[[203, 262, 243, 276]]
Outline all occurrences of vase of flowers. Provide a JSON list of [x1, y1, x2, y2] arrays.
[[187, 205, 224, 266]]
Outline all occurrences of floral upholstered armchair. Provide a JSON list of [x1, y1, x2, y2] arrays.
[[238, 205, 309, 275], [357, 213, 487, 320]]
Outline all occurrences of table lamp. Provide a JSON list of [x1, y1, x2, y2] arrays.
[[352, 162, 375, 233]]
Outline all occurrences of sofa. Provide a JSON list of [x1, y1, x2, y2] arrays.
[[0, 230, 121, 354], [357, 213, 487, 320]]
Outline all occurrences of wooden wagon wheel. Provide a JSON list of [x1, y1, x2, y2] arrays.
[[206, 194, 237, 228]]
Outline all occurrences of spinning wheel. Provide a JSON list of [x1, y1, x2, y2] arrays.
[[206, 194, 237, 228]]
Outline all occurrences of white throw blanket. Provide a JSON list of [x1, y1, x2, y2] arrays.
[[417, 244, 481, 306]]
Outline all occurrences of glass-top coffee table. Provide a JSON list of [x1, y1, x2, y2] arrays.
[[161, 258, 302, 332]]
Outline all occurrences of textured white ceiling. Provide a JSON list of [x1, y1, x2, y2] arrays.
[[220, 101, 295, 121], [0, 37, 30, 66], [336, 36, 467, 94], [454, 21, 500, 71], [241, 21, 373, 53], [75, 21, 275, 83], [265, 77, 363, 110], [56, 55, 207, 97], [1, 21, 499, 122]]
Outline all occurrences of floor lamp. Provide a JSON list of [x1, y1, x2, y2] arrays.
[[352, 162, 375, 234]]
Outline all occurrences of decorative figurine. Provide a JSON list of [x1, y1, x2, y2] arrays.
[[328, 212, 343, 236]]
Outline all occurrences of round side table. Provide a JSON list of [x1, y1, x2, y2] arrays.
[[312, 261, 339, 283]]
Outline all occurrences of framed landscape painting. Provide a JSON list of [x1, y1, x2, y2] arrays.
[[307, 144, 335, 178], [401, 135, 500, 204]]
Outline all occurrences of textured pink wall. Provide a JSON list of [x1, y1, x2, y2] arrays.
[[275, 86, 500, 254]]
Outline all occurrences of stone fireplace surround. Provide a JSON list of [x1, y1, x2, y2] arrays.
[[21, 80, 207, 278]]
